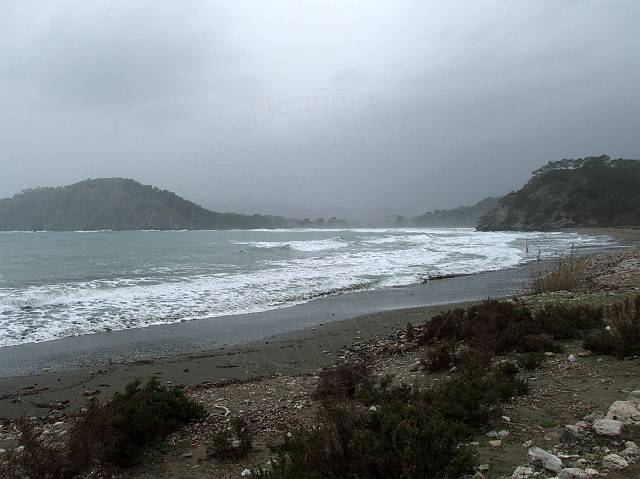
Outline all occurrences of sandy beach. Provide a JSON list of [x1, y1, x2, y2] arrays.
[[0, 228, 634, 420]]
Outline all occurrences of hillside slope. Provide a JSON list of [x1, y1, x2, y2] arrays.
[[0, 178, 291, 231], [477, 155, 640, 231], [412, 197, 498, 228]]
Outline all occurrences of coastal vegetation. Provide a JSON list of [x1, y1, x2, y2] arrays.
[[1, 378, 203, 478], [478, 155, 640, 231], [0, 178, 295, 231]]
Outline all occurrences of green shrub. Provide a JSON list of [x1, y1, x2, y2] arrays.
[[517, 351, 546, 370], [424, 341, 455, 372], [420, 300, 603, 357], [208, 417, 252, 459], [584, 296, 640, 357], [71, 377, 204, 467], [534, 303, 604, 340], [256, 392, 476, 479], [4, 378, 204, 477]]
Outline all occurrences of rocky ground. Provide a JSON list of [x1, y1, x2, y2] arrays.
[[1, 247, 639, 478]]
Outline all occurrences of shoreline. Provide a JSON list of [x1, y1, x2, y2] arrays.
[[0, 227, 633, 419]]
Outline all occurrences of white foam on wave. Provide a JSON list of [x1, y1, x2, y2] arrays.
[[234, 237, 349, 252], [0, 229, 616, 347]]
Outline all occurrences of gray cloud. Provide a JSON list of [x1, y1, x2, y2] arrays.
[[1, 0, 639, 219]]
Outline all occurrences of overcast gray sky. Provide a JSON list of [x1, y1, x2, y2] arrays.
[[1, 1, 639, 219]]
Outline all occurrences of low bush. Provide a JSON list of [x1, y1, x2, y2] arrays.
[[255, 356, 528, 479], [517, 351, 546, 370], [208, 417, 252, 459], [424, 341, 455, 372], [584, 296, 640, 357], [3, 378, 204, 478], [534, 303, 604, 340], [419, 299, 603, 357]]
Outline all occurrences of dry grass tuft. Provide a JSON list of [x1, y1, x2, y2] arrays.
[[530, 249, 588, 294]]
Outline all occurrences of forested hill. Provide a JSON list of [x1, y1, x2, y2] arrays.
[[0, 178, 293, 231], [477, 155, 640, 231]]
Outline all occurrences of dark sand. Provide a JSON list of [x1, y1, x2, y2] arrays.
[[0, 227, 632, 419]]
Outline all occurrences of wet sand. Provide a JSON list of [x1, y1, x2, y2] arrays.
[[0, 227, 634, 419]]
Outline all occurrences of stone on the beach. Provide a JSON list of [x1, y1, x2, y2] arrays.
[[621, 441, 640, 461], [528, 447, 563, 473], [628, 390, 640, 407], [488, 440, 502, 447], [511, 466, 535, 479], [602, 453, 629, 470], [575, 421, 590, 431], [592, 418, 624, 436], [498, 429, 510, 438], [240, 468, 252, 476], [568, 354, 577, 363], [558, 467, 590, 479], [560, 425, 581, 443], [605, 400, 640, 424], [486, 430, 499, 438]]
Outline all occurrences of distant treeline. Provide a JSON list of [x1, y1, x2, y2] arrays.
[[0, 178, 348, 231], [397, 197, 499, 228]]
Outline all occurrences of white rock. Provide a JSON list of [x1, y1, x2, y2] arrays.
[[628, 390, 640, 408], [621, 441, 640, 461], [488, 439, 502, 447], [592, 418, 624, 436], [369, 405, 378, 412], [568, 354, 577, 363], [606, 400, 640, 424], [603, 453, 628, 470], [528, 447, 563, 473], [502, 415, 511, 422], [241, 468, 252, 476], [498, 429, 510, 438], [478, 464, 490, 472], [559, 468, 588, 479], [512, 465, 535, 479]]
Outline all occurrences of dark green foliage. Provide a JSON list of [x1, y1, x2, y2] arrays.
[[535, 304, 604, 340], [0, 178, 294, 231], [72, 377, 204, 466], [478, 155, 640, 231], [3, 378, 204, 477], [517, 351, 546, 370], [420, 299, 603, 356], [256, 387, 477, 478], [424, 341, 455, 372], [584, 296, 640, 357], [255, 356, 529, 479], [209, 417, 253, 459]]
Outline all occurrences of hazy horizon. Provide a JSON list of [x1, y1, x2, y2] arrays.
[[2, 1, 639, 219]]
